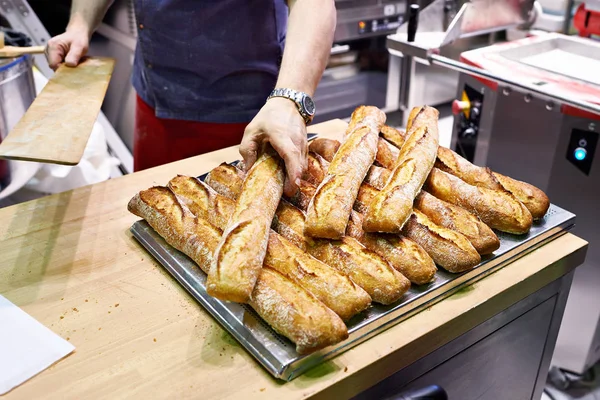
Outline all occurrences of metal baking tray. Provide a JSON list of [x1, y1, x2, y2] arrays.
[[131, 199, 575, 380]]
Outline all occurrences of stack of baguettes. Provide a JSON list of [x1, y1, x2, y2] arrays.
[[128, 105, 550, 355]]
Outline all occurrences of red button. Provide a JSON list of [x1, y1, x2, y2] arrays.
[[452, 100, 470, 116]]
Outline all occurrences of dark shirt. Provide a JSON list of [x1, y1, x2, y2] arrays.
[[132, 0, 288, 123]]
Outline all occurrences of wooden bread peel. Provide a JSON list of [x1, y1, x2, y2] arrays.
[[0, 57, 115, 165]]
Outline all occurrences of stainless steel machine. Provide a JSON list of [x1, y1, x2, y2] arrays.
[[449, 33, 600, 376], [387, 0, 600, 380]]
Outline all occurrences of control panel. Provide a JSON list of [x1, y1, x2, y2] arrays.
[[566, 128, 598, 175], [453, 84, 484, 162], [358, 15, 403, 35]]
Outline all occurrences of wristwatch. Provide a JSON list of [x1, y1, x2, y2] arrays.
[[268, 88, 316, 125]]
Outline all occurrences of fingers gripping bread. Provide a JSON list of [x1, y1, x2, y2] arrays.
[[435, 147, 550, 219], [425, 168, 533, 234], [308, 138, 340, 163], [305, 106, 386, 239], [414, 191, 500, 255], [128, 187, 348, 354], [346, 211, 437, 285], [363, 107, 440, 233], [188, 176, 371, 320], [208, 150, 285, 303]]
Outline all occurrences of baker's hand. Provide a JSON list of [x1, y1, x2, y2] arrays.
[[240, 98, 308, 197], [45, 22, 91, 70]]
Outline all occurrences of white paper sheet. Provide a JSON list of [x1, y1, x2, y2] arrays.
[[0, 295, 75, 395]]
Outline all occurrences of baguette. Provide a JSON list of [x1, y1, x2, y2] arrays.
[[204, 162, 245, 201], [264, 232, 372, 320], [205, 166, 410, 304], [296, 161, 436, 285], [249, 267, 348, 354], [414, 191, 500, 255], [363, 106, 440, 233], [425, 168, 533, 234], [127, 187, 348, 354], [289, 180, 317, 212], [346, 211, 437, 285], [305, 106, 385, 239], [435, 147, 549, 219], [492, 172, 550, 220], [375, 137, 400, 170], [208, 150, 284, 303], [354, 182, 480, 273], [365, 165, 392, 190], [380, 125, 406, 149], [403, 209, 481, 273], [303, 152, 329, 187], [308, 138, 340, 163], [188, 176, 371, 320], [168, 175, 234, 230], [274, 201, 410, 305]]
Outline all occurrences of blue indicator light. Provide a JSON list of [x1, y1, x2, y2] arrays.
[[574, 147, 587, 161]]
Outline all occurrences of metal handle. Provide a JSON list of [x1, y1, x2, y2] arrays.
[[407, 3, 420, 42], [429, 54, 600, 116]]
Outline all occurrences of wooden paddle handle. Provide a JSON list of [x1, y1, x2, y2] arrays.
[[0, 45, 46, 57]]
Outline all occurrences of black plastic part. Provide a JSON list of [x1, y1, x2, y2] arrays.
[[407, 3, 420, 43]]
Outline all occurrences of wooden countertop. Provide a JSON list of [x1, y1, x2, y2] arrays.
[[0, 119, 587, 399]]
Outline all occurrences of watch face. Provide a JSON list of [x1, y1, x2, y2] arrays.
[[303, 96, 316, 115]]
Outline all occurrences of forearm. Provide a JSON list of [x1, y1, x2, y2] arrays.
[[68, 0, 114, 35], [276, 0, 336, 96]]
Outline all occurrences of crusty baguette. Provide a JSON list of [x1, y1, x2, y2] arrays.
[[128, 187, 220, 271], [293, 157, 436, 285], [207, 169, 409, 305], [289, 180, 316, 212], [208, 150, 284, 303], [274, 201, 410, 305], [403, 209, 481, 273], [308, 138, 340, 163], [188, 176, 372, 320], [305, 106, 385, 239], [168, 175, 234, 230], [249, 267, 348, 354], [264, 232, 372, 320], [204, 162, 245, 201], [375, 137, 401, 170], [425, 168, 533, 234], [303, 152, 329, 187], [365, 165, 392, 190], [435, 147, 549, 219], [346, 211, 437, 285], [354, 182, 480, 273], [127, 187, 348, 354], [346, 104, 387, 135], [363, 106, 440, 233], [414, 191, 500, 255], [492, 172, 550, 220], [380, 125, 406, 149]]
